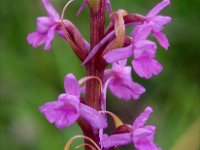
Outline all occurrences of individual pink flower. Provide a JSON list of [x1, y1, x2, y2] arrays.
[[132, 40, 163, 79], [27, 0, 61, 50], [104, 60, 145, 101], [100, 107, 161, 150], [133, 0, 171, 49], [104, 39, 163, 79], [39, 73, 107, 129]]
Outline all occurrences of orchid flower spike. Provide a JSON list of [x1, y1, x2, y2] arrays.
[[39, 73, 107, 129], [104, 60, 145, 100], [100, 107, 161, 150]]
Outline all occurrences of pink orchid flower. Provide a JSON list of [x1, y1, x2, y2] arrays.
[[133, 0, 171, 50], [27, 0, 62, 50], [132, 39, 163, 79], [39, 73, 107, 129], [100, 107, 161, 150], [104, 38, 163, 79], [104, 60, 145, 101]]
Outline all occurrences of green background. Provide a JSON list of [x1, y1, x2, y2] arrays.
[[0, 0, 199, 150]]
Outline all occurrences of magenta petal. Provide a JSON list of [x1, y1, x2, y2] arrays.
[[109, 81, 145, 101], [132, 57, 163, 79], [153, 32, 169, 50], [135, 142, 161, 150], [152, 16, 171, 27], [39, 101, 62, 123], [147, 0, 170, 18], [104, 62, 145, 101], [134, 40, 157, 59], [109, 83, 133, 100], [100, 133, 132, 148], [133, 126, 156, 143], [27, 32, 46, 48], [127, 81, 146, 100], [56, 94, 80, 128], [102, 77, 114, 110], [133, 25, 152, 41], [79, 103, 107, 129], [39, 94, 80, 129], [151, 16, 171, 33], [42, 0, 60, 19], [103, 45, 133, 63], [37, 16, 53, 33], [132, 126, 161, 150], [44, 25, 56, 50], [64, 73, 80, 97], [132, 107, 153, 129]]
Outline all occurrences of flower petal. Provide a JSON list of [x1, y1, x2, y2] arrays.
[[133, 126, 156, 142], [132, 107, 153, 128], [27, 32, 46, 48], [56, 94, 80, 128], [37, 16, 53, 33], [109, 83, 133, 100], [153, 32, 169, 50], [44, 25, 57, 50], [79, 103, 108, 129], [132, 126, 161, 150], [147, 0, 170, 18], [152, 16, 171, 27], [134, 40, 157, 59], [151, 16, 171, 32], [103, 45, 133, 64], [64, 73, 81, 97], [39, 94, 80, 129], [39, 101, 62, 123], [100, 133, 132, 148], [126, 81, 146, 100], [132, 57, 163, 79], [104, 61, 145, 101], [42, 0, 60, 20], [132, 24, 152, 42]]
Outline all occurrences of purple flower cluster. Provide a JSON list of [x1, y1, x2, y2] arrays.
[[104, 0, 171, 79], [27, 0, 171, 149]]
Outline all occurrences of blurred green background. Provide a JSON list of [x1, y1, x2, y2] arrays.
[[0, 0, 199, 150]]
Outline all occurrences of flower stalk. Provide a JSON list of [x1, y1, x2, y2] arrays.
[[83, 1, 106, 147], [86, 0, 106, 110]]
